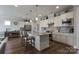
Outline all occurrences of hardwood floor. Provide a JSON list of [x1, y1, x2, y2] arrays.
[[5, 37, 77, 54]]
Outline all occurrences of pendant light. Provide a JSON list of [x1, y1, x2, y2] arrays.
[[35, 5, 39, 21], [56, 6, 59, 9]]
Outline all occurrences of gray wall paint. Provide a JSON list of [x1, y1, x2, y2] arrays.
[[0, 18, 24, 32]]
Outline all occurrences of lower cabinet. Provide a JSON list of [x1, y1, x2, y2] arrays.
[[53, 34, 57, 41], [66, 35, 73, 46], [35, 34, 49, 51], [52, 33, 73, 46]]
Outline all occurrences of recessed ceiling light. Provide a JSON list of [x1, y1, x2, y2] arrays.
[[56, 6, 59, 9], [35, 17, 38, 21], [14, 5, 18, 7]]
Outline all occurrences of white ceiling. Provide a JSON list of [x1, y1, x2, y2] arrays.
[[0, 5, 73, 21]]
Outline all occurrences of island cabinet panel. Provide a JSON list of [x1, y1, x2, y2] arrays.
[[35, 35, 40, 51], [40, 34, 49, 50], [35, 33, 50, 51]]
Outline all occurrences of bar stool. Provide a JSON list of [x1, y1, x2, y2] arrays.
[[24, 35, 32, 47]]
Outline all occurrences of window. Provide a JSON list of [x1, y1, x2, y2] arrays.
[[5, 21, 11, 26]]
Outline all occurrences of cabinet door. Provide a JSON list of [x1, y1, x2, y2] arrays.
[[54, 16, 62, 27], [58, 34, 64, 43], [66, 12, 73, 18], [66, 35, 73, 46], [35, 36, 40, 50], [56, 34, 67, 44], [56, 34, 60, 42], [53, 34, 63, 43], [53, 34, 57, 41], [55, 34, 62, 42], [40, 20, 48, 27], [61, 12, 73, 19], [61, 13, 67, 20], [48, 19, 53, 24], [62, 35, 67, 44]]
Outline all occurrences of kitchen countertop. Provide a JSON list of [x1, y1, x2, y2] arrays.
[[53, 32, 74, 36], [27, 32, 51, 36], [39, 32, 51, 35]]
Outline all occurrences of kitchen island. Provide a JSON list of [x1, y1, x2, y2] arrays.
[[27, 32, 50, 51]]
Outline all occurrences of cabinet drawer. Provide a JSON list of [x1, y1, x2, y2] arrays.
[[66, 35, 73, 46]]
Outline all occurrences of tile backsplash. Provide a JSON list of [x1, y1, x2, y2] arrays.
[[58, 26, 74, 33]]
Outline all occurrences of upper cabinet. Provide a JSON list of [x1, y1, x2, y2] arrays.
[[54, 16, 62, 27], [65, 12, 73, 18], [39, 9, 73, 27], [61, 11, 73, 19], [47, 19, 53, 24], [54, 11, 73, 27], [40, 20, 48, 27]]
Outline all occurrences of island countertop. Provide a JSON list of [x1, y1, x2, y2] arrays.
[[27, 32, 51, 36]]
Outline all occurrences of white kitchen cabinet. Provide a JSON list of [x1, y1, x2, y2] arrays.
[[65, 12, 73, 18], [66, 34, 73, 46], [35, 35, 40, 50], [35, 33, 49, 51], [56, 34, 61, 42], [61, 11, 73, 19], [53, 33, 61, 42], [54, 17, 58, 27], [62, 35, 67, 44], [52, 33, 58, 41], [56, 34, 66, 44], [58, 34, 64, 43], [40, 20, 48, 27], [54, 16, 62, 27], [53, 11, 73, 27], [52, 32, 74, 46], [48, 19, 53, 24]]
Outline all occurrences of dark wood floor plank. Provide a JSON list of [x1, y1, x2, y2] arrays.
[[5, 37, 77, 54]]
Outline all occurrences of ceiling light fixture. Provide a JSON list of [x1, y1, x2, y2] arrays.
[[14, 5, 18, 7], [56, 6, 59, 9], [35, 17, 38, 21], [30, 20, 32, 22], [35, 5, 39, 21]]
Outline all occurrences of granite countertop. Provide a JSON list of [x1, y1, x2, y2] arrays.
[[27, 32, 51, 36], [53, 32, 74, 36], [39, 32, 51, 35]]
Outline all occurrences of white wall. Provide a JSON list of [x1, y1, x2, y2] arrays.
[[74, 6, 79, 49], [0, 18, 25, 32]]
